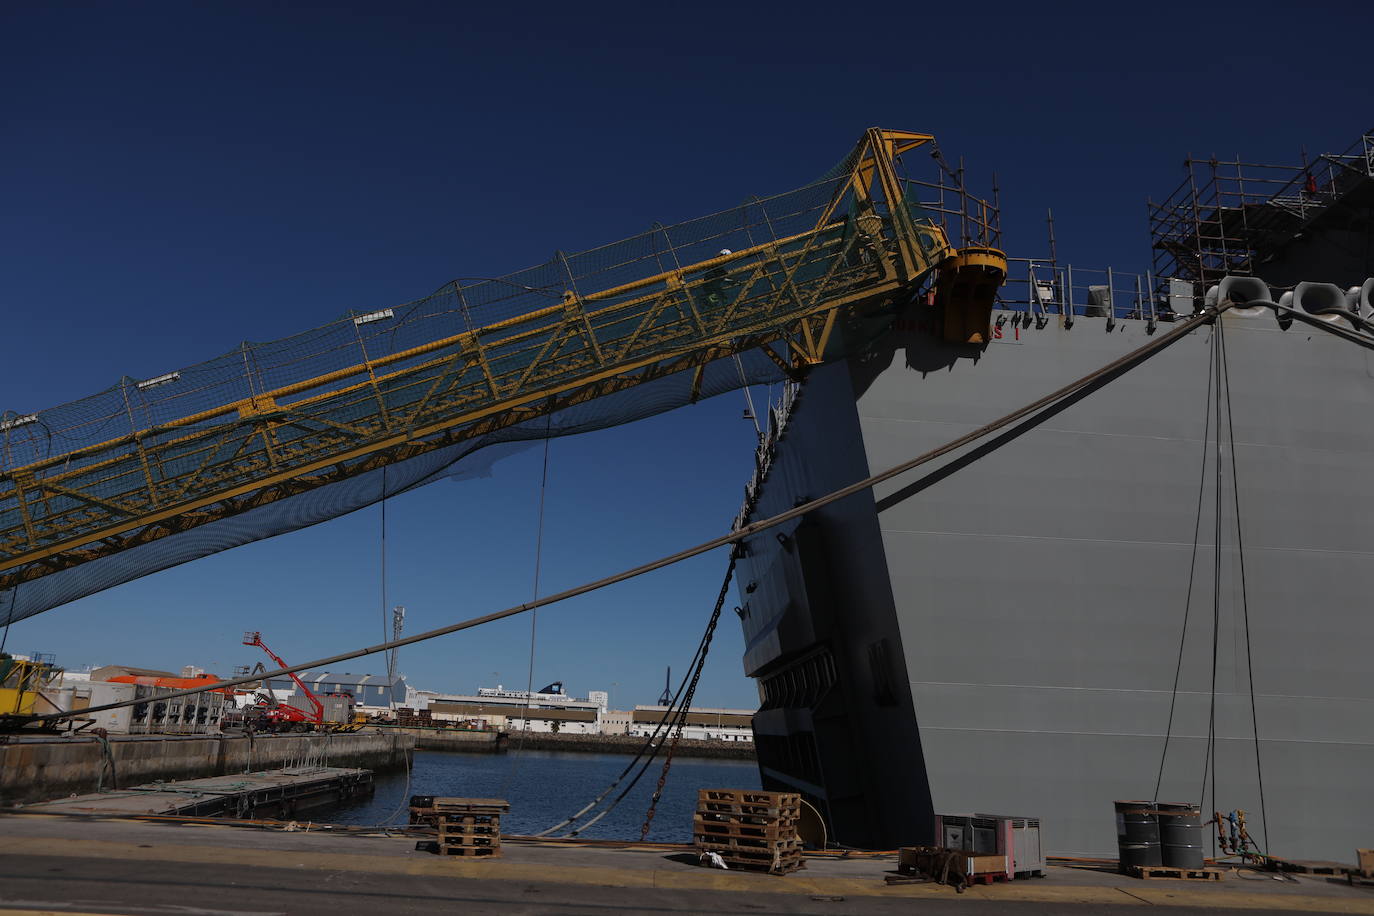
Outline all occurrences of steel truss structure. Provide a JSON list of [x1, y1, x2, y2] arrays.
[[0, 128, 1004, 619], [1148, 127, 1374, 289]]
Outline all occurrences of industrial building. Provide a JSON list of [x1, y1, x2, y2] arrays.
[[38, 664, 229, 734], [404, 682, 757, 740], [598, 709, 632, 735], [418, 683, 603, 734], [629, 706, 754, 742], [262, 671, 406, 711]]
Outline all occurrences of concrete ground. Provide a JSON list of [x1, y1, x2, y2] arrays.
[[0, 812, 1371, 915]]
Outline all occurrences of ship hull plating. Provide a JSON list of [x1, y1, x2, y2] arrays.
[[736, 305, 1374, 860]]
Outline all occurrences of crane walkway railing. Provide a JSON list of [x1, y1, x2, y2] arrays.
[[0, 128, 982, 619]]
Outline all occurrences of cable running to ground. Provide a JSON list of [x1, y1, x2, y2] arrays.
[[502, 412, 554, 798], [534, 586, 730, 837], [550, 472, 763, 839], [1218, 318, 1269, 854], [539, 614, 710, 836], [1153, 327, 1216, 803], [1202, 319, 1223, 837], [637, 545, 740, 841]]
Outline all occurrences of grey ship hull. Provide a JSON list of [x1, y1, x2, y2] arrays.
[[735, 304, 1374, 860]]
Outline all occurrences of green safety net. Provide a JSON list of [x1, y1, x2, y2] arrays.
[[1, 145, 951, 625]]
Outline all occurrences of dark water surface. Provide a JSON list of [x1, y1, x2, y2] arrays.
[[311, 748, 760, 843]]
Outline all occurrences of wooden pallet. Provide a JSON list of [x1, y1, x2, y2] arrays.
[[439, 823, 500, 840], [703, 848, 804, 875], [433, 797, 510, 813], [439, 834, 499, 847], [424, 798, 507, 859], [700, 789, 799, 805], [966, 872, 1009, 886], [696, 810, 799, 826], [439, 844, 501, 858], [439, 812, 501, 826], [414, 839, 503, 859], [695, 789, 804, 875], [1267, 859, 1348, 876], [1126, 865, 1223, 881], [695, 834, 802, 852], [693, 818, 797, 840], [698, 790, 799, 819], [699, 803, 800, 821]]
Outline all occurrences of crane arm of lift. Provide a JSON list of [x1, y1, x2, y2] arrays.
[[243, 631, 324, 724]]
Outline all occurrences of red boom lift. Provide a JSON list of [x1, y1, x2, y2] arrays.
[[242, 631, 324, 731]]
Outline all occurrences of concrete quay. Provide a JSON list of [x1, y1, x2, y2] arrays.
[[1, 812, 1370, 915], [0, 730, 412, 805], [395, 725, 506, 752]]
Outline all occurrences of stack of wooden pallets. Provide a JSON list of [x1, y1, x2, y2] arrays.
[[434, 797, 509, 858], [693, 789, 803, 875]]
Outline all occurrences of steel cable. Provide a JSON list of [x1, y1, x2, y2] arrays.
[[1218, 318, 1269, 854], [534, 582, 727, 837], [1202, 318, 1223, 838], [1153, 325, 1215, 803], [535, 610, 710, 836], [553, 475, 761, 838], [501, 411, 554, 798], [637, 550, 738, 841]]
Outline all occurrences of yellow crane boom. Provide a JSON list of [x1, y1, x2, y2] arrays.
[[0, 128, 1004, 622]]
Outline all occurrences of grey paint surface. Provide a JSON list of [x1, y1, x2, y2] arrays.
[[738, 302, 1374, 860]]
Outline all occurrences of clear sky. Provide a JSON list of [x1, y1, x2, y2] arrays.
[[2, 1, 1368, 709]]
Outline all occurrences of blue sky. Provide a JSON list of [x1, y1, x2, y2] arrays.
[[2, 1, 1367, 709]]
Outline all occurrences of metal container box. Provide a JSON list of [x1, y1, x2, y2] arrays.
[[936, 813, 1045, 879]]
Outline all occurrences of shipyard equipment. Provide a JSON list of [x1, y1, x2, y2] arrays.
[[936, 813, 1045, 879], [242, 631, 327, 731], [0, 128, 1003, 626], [0, 652, 62, 730]]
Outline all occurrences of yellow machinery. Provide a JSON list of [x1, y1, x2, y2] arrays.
[[0, 128, 1005, 622], [938, 247, 1010, 344], [0, 653, 62, 728]]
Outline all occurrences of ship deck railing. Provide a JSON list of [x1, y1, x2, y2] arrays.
[[997, 259, 1195, 325]]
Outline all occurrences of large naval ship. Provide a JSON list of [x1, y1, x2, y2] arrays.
[[733, 128, 1374, 861]]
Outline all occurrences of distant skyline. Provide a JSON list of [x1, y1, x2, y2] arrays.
[[2, 1, 1368, 709]]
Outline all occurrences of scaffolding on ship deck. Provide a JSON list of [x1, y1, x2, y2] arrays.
[[1147, 127, 1374, 290]]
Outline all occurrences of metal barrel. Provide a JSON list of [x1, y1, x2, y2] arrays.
[[1114, 801, 1162, 870], [1157, 802, 1204, 869]]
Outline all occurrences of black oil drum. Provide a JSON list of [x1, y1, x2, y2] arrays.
[[1157, 802, 1204, 869], [1114, 801, 1161, 870]]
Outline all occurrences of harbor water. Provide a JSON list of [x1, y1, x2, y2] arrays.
[[311, 748, 760, 843]]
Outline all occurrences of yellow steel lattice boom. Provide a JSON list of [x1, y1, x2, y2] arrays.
[[0, 129, 1003, 623]]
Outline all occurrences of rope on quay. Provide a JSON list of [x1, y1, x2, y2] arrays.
[[25, 304, 1227, 725]]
